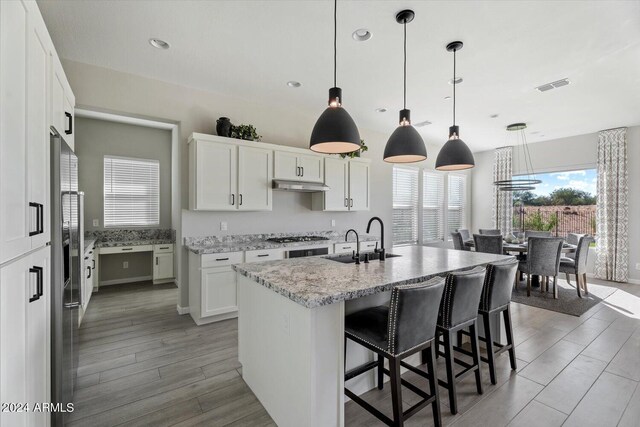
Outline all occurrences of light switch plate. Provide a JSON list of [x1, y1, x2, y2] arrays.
[[331, 219, 336, 227], [220, 222, 228, 231], [123, 261, 128, 269], [93, 219, 99, 227]]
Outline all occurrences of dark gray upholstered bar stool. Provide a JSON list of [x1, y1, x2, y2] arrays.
[[459, 259, 518, 384], [473, 234, 504, 255], [560, 235, 594, 297], [425, 267, 486, 415], [517, 237, 563, 298], [451, 232, 469, 251], [479, 229, 501, 236], [345, 277, 446, 427]]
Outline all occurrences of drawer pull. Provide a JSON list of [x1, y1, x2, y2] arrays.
[[121, 248, 133, 251], [257, 254, 269, 257], [159, 246, 169, 250], [342, 246, 351, 249], [216, 257, 229, 261]]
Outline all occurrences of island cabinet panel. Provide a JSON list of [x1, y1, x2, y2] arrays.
[[237, 273, 345, 427], [189, 251, 243, 325]]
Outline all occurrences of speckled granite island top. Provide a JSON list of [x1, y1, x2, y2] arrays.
[[233, 246, 513, 308]]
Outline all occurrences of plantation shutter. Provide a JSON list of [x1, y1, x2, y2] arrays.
[[423, 171, 444, 242], [104, 156, 160, 227], [392, 166, 419, 245], [447, 174, 467, 235]]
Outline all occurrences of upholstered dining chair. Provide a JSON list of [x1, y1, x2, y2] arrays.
[[560, 235, 594, 297], [564, 233, 585, 261], [517, 237, 564, 298], [479, 229, 501, 236], [524, 230, 552, 239], [456, 228, 471, 242], [473, 234, 504, 255], [451, 232, 469, 251]]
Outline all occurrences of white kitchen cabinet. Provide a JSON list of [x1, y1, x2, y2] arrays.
[[238, 145, 272, 211], [153, 252, 174, 283], [312, 157, 370, 212], [274, 151, 324, 183], [0, 246, 50, 427], [51, 54, 74, 150], [245, 248, 285, 263], [0, 0, 52, 264], [348, 160, 370, 211], [189, 139, 237, 211], [189, 251, 243, 325]]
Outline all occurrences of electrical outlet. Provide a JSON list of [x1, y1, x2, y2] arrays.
[[636, 263, 640, 271], [123, 261, 129, 269], [331, 219, 336, 227], [93, 219, 99, 227], [220, 221, 228, 231]]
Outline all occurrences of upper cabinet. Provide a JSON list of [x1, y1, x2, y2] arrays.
[[274, 151, 324, 183], [312, 158, 370, 212], [51, 54, 75, 150], [188, 136, 272, 211], [1, 0, 66, 264]]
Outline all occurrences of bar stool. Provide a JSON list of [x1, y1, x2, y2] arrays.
[[459, 259, 518, 385], [345, 277, 445, 427], [426, 267, 485, 415]]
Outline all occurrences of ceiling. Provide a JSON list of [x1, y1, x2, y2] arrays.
[[38, 0, 640, 152]]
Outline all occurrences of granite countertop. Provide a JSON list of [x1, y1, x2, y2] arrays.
[[83, 238, 96, 254], [95, 239, 174, 248], [233, 246, 513, 308], [185, 235, 378, 255], [84, 229, 175, 251]]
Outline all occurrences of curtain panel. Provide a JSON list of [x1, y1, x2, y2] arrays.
[[595, 127, 629, 282], [492, 146, 513, 235]]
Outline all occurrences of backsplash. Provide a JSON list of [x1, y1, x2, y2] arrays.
[[184, 230, 377, 247], [87, 228, 175, 243]]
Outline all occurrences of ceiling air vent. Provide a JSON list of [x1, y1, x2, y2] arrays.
[[535, 78, 570, 92], [414, 120, 432, 127]]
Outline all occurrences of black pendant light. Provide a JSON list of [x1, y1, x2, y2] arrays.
[[435, 41, 475, 171], [309, 0, 361, 154], [383, 10, 427, 163]]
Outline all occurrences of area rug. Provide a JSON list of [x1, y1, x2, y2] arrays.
[[511, 278, 617, 316]]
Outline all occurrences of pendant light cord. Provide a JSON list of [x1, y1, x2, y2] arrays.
[[453, 48, 456, 126], [403, 20, 407, 110], [333, 0, 337, 88]]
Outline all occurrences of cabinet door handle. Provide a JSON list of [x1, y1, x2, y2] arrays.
[[257, 254, 269, 257], [215, 257, 229, 261], [344, 198, 348, 207], [239, 194, 243, 206], [231, 194, 235, 205], [28, 266, 43, 302], [92, 259, 95, 269], [159, 247, 169, 250], [29, 202, 40, 236], [121, 248, 133, 251], [65, 112, 73, 135], [155, 257, 159, 266], [296, 166, 300, 177], [301, 167, 304, 177], [350, 198, 354, 208], [87, 266, 92, 279]]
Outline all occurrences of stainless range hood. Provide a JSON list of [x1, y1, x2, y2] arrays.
[[272, 179, 329, 192]]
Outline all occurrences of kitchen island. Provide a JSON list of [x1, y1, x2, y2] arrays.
[[233, 245, 512, 427]]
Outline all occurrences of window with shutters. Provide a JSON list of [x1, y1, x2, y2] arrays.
[[447, 174, 467, 235], [392, 166, 419, 245], [423, 171, 444, 242], [104, 156, 160, 227]]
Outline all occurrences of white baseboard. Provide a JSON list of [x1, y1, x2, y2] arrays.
[[99, 275, 153, 286], [176, 304, 190, 315]]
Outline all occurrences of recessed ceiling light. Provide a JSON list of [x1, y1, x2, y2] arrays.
[[490, 114, 499, 118], [444, 96, 452, 100], [375, 107, 387, 113], [448, 77, 463, 85], [286, 81, 301, 88], [352, 29, 372, 42], [149, 38, 170, 49]]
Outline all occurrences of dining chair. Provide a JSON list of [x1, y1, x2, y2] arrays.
[[560, 235, 594, 298], [345, 278, 445, 427], [479, 229, 501, 236], [473, 234, 503, 255], [524, 230, 552, 239], [456, 228, 471, 242], [517, 237, 563, 298], [564, 233, 585, 261], [451, 232, 469, 251]]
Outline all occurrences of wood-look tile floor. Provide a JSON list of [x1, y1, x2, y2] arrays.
[[72, 279, 640, 426]]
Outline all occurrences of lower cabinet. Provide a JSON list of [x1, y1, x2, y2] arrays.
[[0, 246, 50, 427], [153, 244, 174, 284]]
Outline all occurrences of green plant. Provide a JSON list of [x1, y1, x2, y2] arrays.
[[230, 124, 261, 141], [524, 211, 558, 232], [339, 140, 368, 159]]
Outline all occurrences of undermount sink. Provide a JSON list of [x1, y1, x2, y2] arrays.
[[327, 252, 401, 264]]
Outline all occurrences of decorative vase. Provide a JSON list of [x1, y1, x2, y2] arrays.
[[505, 232, 516, 243], [216, 117, 231, 137]]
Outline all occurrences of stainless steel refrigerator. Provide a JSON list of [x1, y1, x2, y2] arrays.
[[50, 128, 83, 426]]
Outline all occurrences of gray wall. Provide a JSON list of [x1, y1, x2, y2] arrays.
[[75, 117, 172, 231], [471, 126, 640, 283], [99, 252, 152, 284]]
